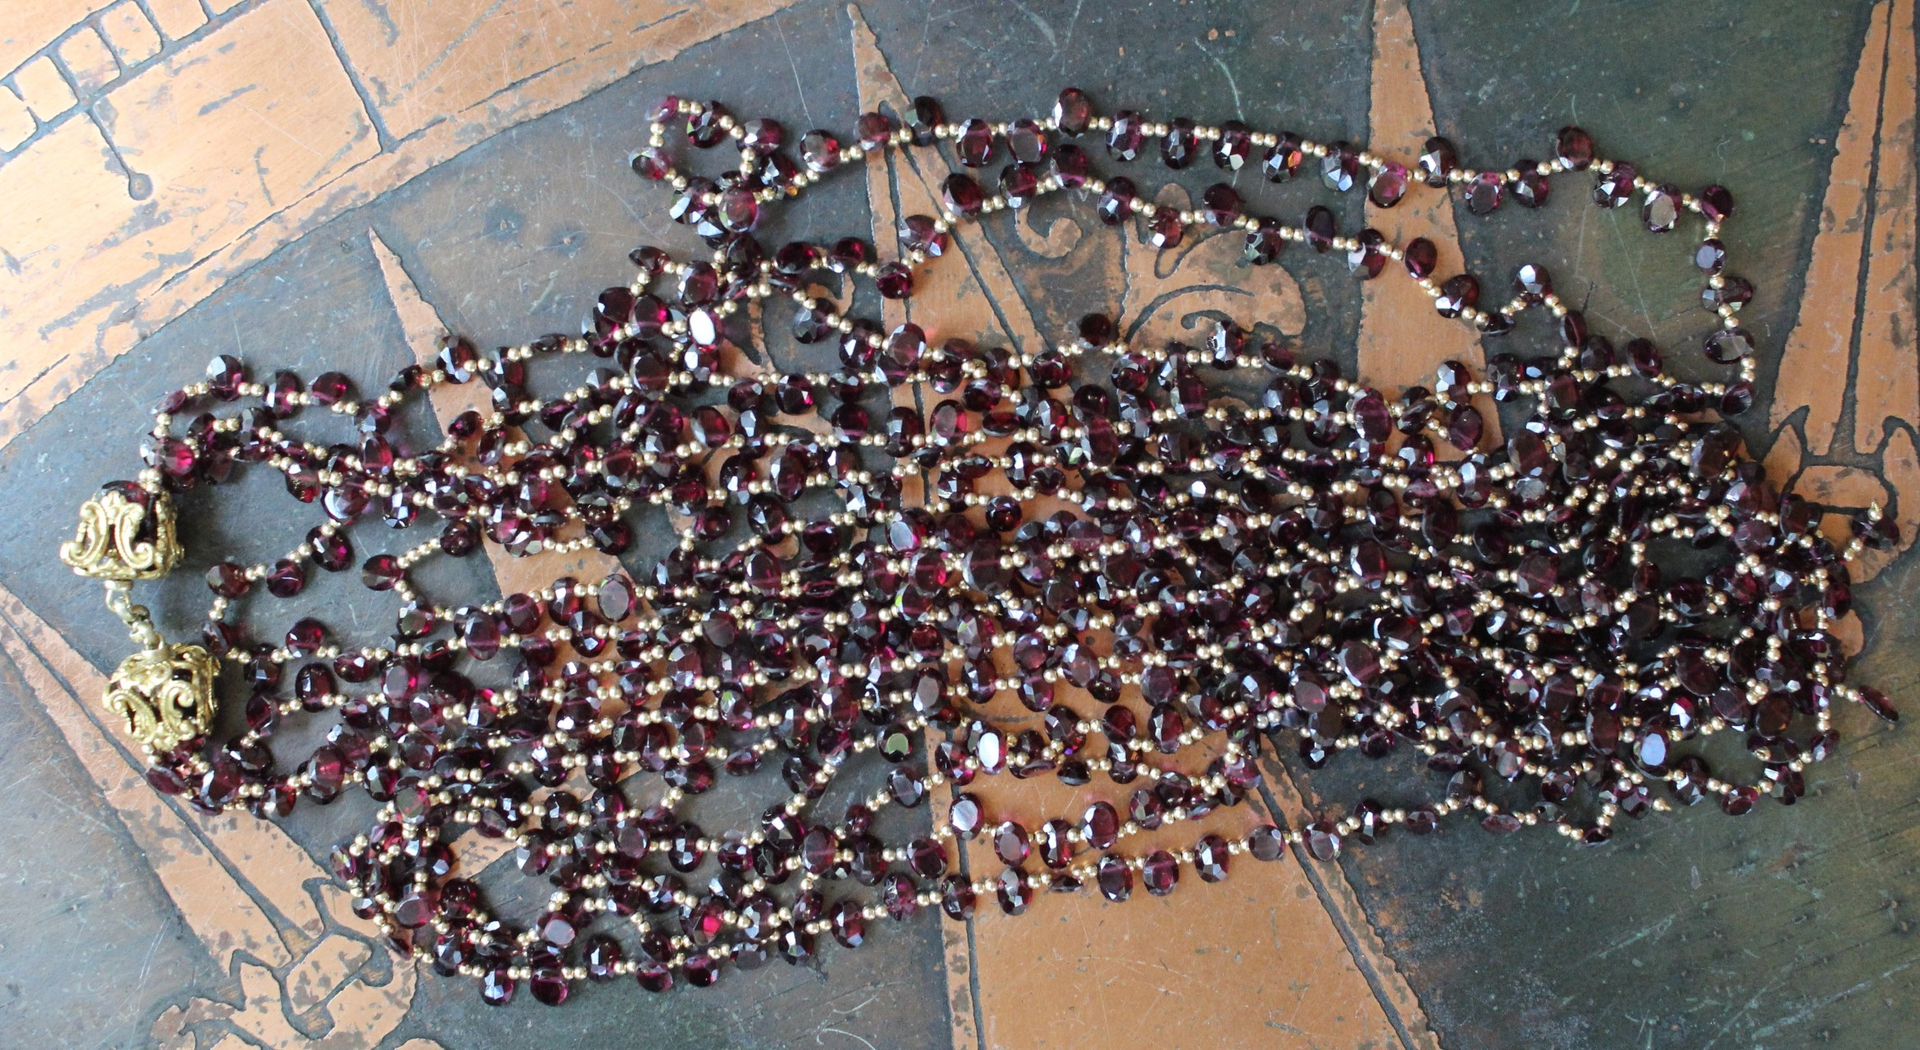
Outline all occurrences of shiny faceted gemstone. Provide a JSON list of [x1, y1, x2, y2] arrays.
[[152, 437, 196, 479], [1008, 118, 1048, 163], [207, 561, 251, 598], [1262, 132, 1304, 181], [1347, 229, 1388, 279], [1141, 850, 1178, 896], [827, 237, 874, 273], [1106, 110, 1146, 161], [1642, 184, 1681, 232], [1593, 162, 1636, 207], [875, 262, 914, 300], [1201, 183, 1240, 226], [1628, 337, 1663, 376], [1303, 205, 1336, 252], [1434, 274, 1480, 318], [685, 101, 730, 146], [1320, 142, 1359, 191], [1096, 854, 1132, 902], [855, 110, 895, 149], [829, 899, 866, 947], [1145, 209, 1184, 250], [481, 968, 516, 1006], [1416, 135, 1458, 186], [1052, 144, 1092, 187], [1857, 686, 1900, 724], [1698, 184, 1735, 222], [630, 147, 672, 180], [1160, 118, 1199, 168], [715, 186, 758, 232], [1512, 167, 1550, 208], [1403, 237, 1438, 279], [1466, 171, 1504, 215], [1082, 801, 1119, 849], [993, 821, 1031, 865], [362, 554, 402, 591], [956, 118, 995, 167], [1194, 834, 1230, 883], [1097, 177, 1138, 225], [942, 172, 985, 216], [267, 369, 305, 415], [1243, 221, 1285, 265], [1514, 263, 1552, 302], [206, 354, 248, 400], [800, 129, 841, 172], [1247, 825, 1286, 861], [1704, 327, 1755, 364], [899, 213, 948, 257], [1722, 786, 1760, 816], [1076, 312, 1116, 349], [995, 867, 1033, 914], [792, 304, 833, 344], [949, 793, 984, 837], [1305, 820, 1341, 861], [286, 618, 325, 655], [265, 559, 306, 598], [907, 95, 943, 146], [1053, 88, 1093, 135], [1368, 161, 1410, 207], [741, 118, 787, 154], [1481, 812, 1523, 835], [1556, 125, 1595, 169], [999, 162, 1040, 206], [1213, 120, 1252, 170], [1037, 820, 1072, 869], [1702, 275, 1753, 311], [679, 262, 721, 304]]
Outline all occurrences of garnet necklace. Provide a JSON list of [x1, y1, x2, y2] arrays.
[[57, 87, 1900, 1007]]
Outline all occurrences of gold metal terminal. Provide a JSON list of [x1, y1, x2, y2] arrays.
[[58, 487, 182, 580]]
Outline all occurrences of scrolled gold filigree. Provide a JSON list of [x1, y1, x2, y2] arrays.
[[104, 643, 217, 754], [58, 488, 181, 580]]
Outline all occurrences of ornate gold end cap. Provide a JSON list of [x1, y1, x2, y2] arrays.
[[59, 483, 182, 580], [105, 643, 217, 754]]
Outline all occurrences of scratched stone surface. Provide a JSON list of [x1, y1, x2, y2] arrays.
[[0, 1, 1916, 1049]]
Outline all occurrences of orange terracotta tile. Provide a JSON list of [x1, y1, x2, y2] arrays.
[[99, 0, 164, 68], [144, 0, 210, 43], [0, 83, 32, 152], [0, 0, 96, 77], [57, 24, 121, 94], [0, 0, 796, 458], [1773, 0, 1889, 455], [1358, 0, 1488, 401], [10, 52, 76, 120], [0, 0, 377, 431], [0, 590, 295, 969], [315, 0, 800, 141], [1851, 0, 1917, 454]]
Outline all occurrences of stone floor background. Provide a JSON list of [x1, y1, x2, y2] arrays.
[[0, 1, 1916, 1049]]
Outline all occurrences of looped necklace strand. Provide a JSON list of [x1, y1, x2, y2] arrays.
[[58, 86, 1901, 1008]]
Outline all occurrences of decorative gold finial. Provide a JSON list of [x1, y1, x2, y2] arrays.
[[58, 484, 182, 580], [104, 642, 218, 754], [97, 581, 214, 754]]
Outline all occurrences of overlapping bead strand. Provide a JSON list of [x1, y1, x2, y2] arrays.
[[96, 86, 1899, 1008]]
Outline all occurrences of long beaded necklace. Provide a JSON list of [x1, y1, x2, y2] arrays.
[[57, 87, 1901, 1008]]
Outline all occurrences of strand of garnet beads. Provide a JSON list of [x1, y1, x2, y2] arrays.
[[103, 86, 1900, 1008]]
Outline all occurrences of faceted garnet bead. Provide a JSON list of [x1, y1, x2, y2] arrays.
[[1416, 136, 1458, 186], [1053, 88, 1092, 135]]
